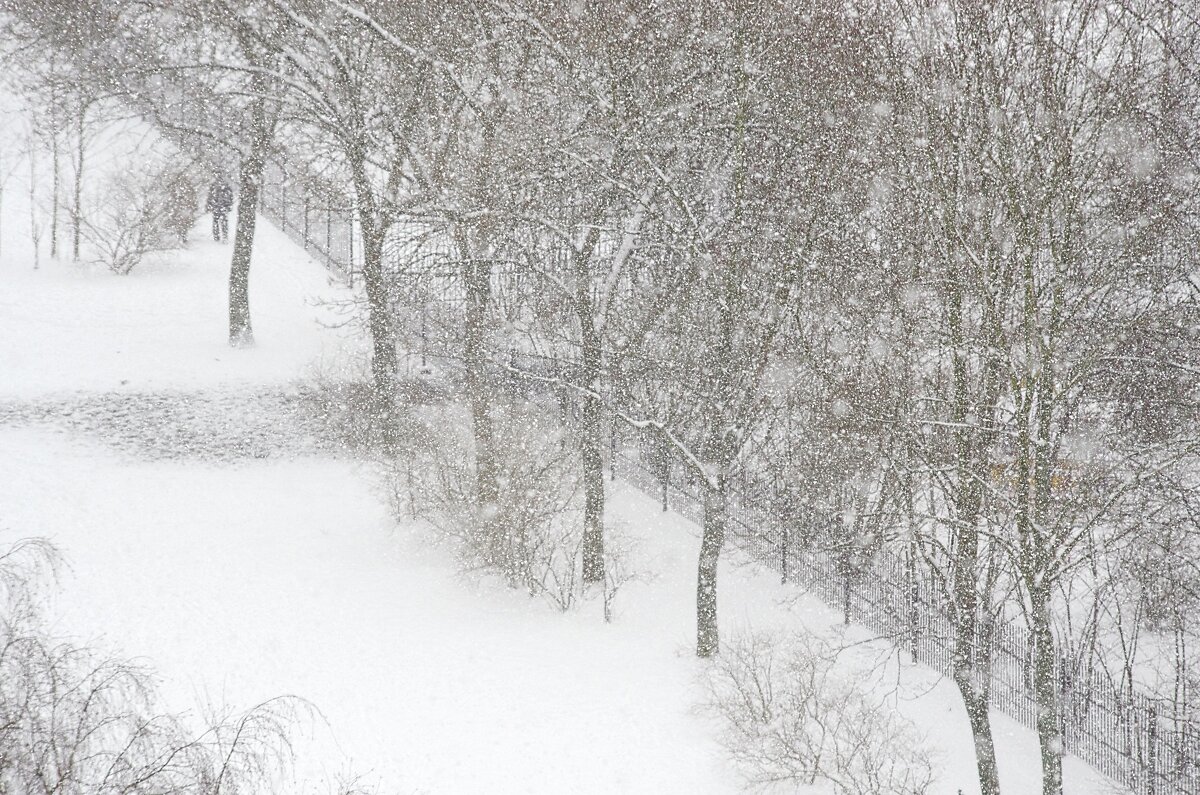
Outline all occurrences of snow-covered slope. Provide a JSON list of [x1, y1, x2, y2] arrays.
[[0, 214, 357, 396], [0, 107, 1120, 794]]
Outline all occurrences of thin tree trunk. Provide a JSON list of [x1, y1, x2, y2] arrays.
[[229, 74, 274, 348], [951, 513, 1001, 795], [71, 101, 84, 261], [575, 230, 605, 583], [1016, 280, 1063, 795], [579, 341, 605, 583], [696, 248, 739, 658], [48, 55, 59, 260], [1031, 582, 1064, 795], [1032, 383, 1063, 795], [463, 253, 498, 510], [49, 119, 59, 260], [697, 479, 727, 658], [29, 134, 40, 270], [948, 274, 1002, 795], [1016, 352, 1063, 794]]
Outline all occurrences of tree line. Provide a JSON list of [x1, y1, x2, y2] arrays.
[[5, 2, 1198, 793]]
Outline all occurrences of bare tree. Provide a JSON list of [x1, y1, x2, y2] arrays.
[[493, 2, 686, 584], [622, 1, 882, 658], [259, 0, 441, 440]]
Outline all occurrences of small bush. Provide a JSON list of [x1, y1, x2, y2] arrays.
[[301, 378, 397, 454], [388, 403, 634, 615], [0, 537, 362, 794], [704, 630, 936, 794], [298, 358, 451, 456], [82, 166, 180, 275]]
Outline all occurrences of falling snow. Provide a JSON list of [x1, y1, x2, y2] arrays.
[[0, 2, 1197, 794]]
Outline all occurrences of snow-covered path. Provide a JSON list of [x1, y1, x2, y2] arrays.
[[0, 427, 724, 785], [0, 429, 735, 792], [0, 213, 735, 791], [0, 219, 357, 398], [0, 204, 1119, 792]]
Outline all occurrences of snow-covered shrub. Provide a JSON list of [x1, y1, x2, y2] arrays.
[[302, 377, 394, 454], [396, 404, 582, 593], [300, 361, 451, 456], [82, 166, 179, 275], [704, 630, 936, 795], [390, 404, 633, 614], [0, 537, 312, 794]]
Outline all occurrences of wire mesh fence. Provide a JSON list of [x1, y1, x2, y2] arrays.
[[125, 71, 360, 283], [126, 73, 1197, 795], [643, 452, 1195, 793], [502, 349, 1198, 795]]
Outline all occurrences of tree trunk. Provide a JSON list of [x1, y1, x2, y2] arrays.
[[963, 685, 1000, 793], [71, 101, 84, 261], [49, 121, 59, 260], [28, 137, 39, 269], [697, 480, 727, 658], [346, 139, 398, 451], [360, 227, 397, 441], [1016, 296, 1062, 795], [228, 168, 258, 347], [576, 248, 605, 583], [360, 230, 396, 392], [1030, 583, 1064, 795], [228, 81, 272, 349], [947, 277, 1002, 795], [579, 349, 605, 584], [950, 513, 1001, 795], [48, 56, 59, 260], [463, 255, 498, 510]]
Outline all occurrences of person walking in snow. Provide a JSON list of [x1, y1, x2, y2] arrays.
[[206, 177, 234, 243]]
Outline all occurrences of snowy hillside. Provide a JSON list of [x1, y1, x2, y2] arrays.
[[4, 2, 1198, 794], [0, 98, 1119, 794]]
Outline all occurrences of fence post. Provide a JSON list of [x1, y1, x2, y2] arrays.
[[278, 170, 287, 232], [662, 461, 669, 513], [907, 549, 919, 663], [325, 197, 332, 271], [843, 568, 852, 625], [780, 526, 789, 585], [420, 310, 427, 367], [1185, 723, 1198, 794], [1146, 703, 1158, 795], [610, 420, 617, 482]]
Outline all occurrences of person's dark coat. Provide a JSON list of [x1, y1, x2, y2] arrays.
[[206, 181, 234, 215]]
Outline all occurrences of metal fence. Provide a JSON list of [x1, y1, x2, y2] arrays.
[[126, 71, 1198, 795], [626, 438, 1196, 794], [125, 71, 360, 283], [259, 159, 358, 282], [501, 349, 1198, 795]]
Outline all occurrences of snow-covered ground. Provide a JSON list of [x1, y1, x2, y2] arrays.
[[0, 209, 356, 397], [0, 112, 1121, 794]]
